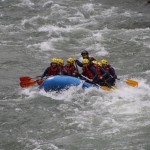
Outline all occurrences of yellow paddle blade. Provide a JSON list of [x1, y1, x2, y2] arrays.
[[125, 80, 138, 87], [100, 86, 112, 91], [111, 86, 118, 90]]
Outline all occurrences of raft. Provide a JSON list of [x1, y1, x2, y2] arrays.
[[39, 75, 98, 92]]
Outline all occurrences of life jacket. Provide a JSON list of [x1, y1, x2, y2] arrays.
[[47, 66, 59, 76], [97, 67, 103, 78], [93, 65, 102, 78], [88, 57, 96, 66], [64, 65, 76, 76], [103, 65, 110, 72], [82, 66, 94, 79], [58, 65, 64, 75], [103, 65, 116, 78]]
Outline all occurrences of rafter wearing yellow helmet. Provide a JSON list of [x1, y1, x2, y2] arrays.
[[57, 59, 64, 66], [97, 62, 102, 67], [82, 59, 89, 65], [92, 60, 98, 66], [41, 57, 60, 79], [63, 57, 78, 77], [51, 58, 58, 64], [101, 59, 108, 66], [67, 58, 75, 64]]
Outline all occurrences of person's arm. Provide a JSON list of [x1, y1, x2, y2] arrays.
[[62, 66, 68, 75], [90, 66, 98, 83], [100, 68, 109, 79], [109, 67, 117, 79], [75, 60, 83, 67], [89, 57, 96, 65], [58, 66, 64, 75], [41, 67, 49, 78]]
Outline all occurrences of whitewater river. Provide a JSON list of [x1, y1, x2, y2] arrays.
[[0, 0, 150, 149]]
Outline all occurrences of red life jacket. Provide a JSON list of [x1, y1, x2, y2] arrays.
[[104, 65, 110, 72], [64, 65, 76, 75], [47, 66, 59, 76], [82, 66, 94, 79], [103, 65, 113, 78], [58, 65, 64, 75], [95, 66, 103, 78]]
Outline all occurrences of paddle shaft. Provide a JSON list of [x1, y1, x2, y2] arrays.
[[20, 76, 41, 82], [79, 74, 111, 91]]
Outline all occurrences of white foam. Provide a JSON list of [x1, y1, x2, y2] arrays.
[[81, 3, 95, 14], [101, 7, 118, 18], [18, 0, 34, 7], [90, 32, 109, 56], [121, 10, 143, 17], [40, 42, 52, 51], [18, 138, 60, 150], [19, 87, 39, 100], [42, 1, 53, 8], [39, 84, 84, 101], [143, 41, 150, 48], [121, 11, 131, 17], [21, 15, 48, 26]]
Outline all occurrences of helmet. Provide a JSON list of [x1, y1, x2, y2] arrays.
[[51, 58, 58, 64], [81, 50, 89, 56], [92, 60, 98, 65], [82, 59, 89, 64], [101, 59, 108, 65], [67, 58, 74, 64], [98, 62, 102, 67], [58, 59, 64, 66]]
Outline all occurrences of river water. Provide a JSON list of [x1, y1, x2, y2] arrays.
[[0, 0, 150, 150]]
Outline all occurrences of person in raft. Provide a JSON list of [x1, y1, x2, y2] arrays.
[[80, 59, 99, 83], [101, 59, 117, 86], [63, 58, 78, 77], [75, 50, 96, 67], [92, 61, 110, 86], [41, 58, 61, 79], [57, 58, 64, 75]]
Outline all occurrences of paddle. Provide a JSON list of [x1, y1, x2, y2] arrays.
[[19, 76, 44, 88], [79, 74, 112, 91], [19, 76, 41, 82], [125, 79, 138, 87], [20, 80, 37, 88], [117, 79, 138, 87], [75, 62, 111, 91]]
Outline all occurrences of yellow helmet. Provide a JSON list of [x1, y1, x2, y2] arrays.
[[98, 62, 102, 67], [67, 58, 74, 64], [101, 59, 108, 65], [92, 60, 98, 65], [82, 59, 89, 64], [51, 57, 58, 64], [58, 59, 64, 66]]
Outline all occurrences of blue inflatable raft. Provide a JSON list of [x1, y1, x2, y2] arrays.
[[39, 75, 98, 92]]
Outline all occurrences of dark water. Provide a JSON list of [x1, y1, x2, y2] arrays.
[[0, 0, 150, 149]]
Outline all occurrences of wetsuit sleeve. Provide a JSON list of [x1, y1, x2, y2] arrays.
[[90, 66, 99, 83], [41, 67, 49, 78], [75, 60, 83, 67], [58, 66, 63, 75], [100, 68, 109, 79], [63, 66, 68, 75], [109, 67, 117, 79], [89, 57, 96, 65]]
